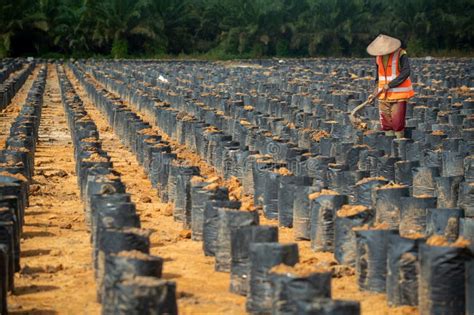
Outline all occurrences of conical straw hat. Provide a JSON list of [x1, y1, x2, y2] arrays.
[[366, 34, 401, 56]]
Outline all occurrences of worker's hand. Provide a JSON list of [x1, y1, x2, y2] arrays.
[[382, 84, 390, 91], [367, 94, 375, 103]]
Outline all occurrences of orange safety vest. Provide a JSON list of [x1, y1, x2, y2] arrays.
[[376, 48, 415, 101]]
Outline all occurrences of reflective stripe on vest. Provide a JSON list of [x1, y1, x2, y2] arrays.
[[378, 86, 413, 92]]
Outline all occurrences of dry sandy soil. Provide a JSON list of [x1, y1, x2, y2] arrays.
[[6, 64, 418, 314]]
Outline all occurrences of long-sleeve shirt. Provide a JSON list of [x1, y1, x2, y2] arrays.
[[375, 53, 411, 88]]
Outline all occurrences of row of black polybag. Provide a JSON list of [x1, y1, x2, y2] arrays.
[[56, 65, 178, 315], [0, 64, 46, 315], [0, 59, 23, 84], [0, 60, 34, 111]]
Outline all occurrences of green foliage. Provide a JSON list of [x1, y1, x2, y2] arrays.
[[111, 38, 128, 58], [276, 39, 290, 56], [0, 42, 8, 58], [1, 0, 473, 58]]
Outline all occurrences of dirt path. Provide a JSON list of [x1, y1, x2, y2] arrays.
[[7, 65, 100, 314], [0, 65, 39, 149]]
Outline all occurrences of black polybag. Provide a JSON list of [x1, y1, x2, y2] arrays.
[[246, 243, 299, 314], [335, 207, 374, 266], [215, 209, 259, 272], [353, 178, 388, 208], [386, 234, 423, 306], [97, 227, 151, 301], [460, 218, 474, 253], [0, 244, 7, 315], [111, 276, 177, 315], [435, 175, 464, 208], [190, 184, 228, 241], [310, 194, 348, 252], [412, 167, 440, 197], [426, 208, 464, 238], [0, 208, 19, 272], [374, 185, 409, 228], [355, 229, 398, 292], [270, 270, 331, 315], [278, 175, 312, 227], [459, 182, 474, 216], [102, 252, 163, 312], [230, 225, 278, 295], [263, 171, 280, 220], [203, 201, 241, 256], [466, 257, 474, 315], [294, 298, 360, 315], [418, 243, 469, 315], [93, 203, 140, 273], [173, 165, 200, 228], [394, 160, 419, 186], [400, 196, 437, 236], [293, 186, 321, 240], [0, 223, 14, 292]]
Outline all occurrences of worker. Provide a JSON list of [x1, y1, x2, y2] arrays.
[[367, 34, 415, 138]]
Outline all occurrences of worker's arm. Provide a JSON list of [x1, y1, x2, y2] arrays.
[[388, 54, 411, 88], [375, 61, 379, 84], [372, 61, 379, 96]]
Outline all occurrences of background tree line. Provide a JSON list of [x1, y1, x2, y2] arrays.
[[1, 0, 473, 59]]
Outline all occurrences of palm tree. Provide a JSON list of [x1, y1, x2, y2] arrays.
[[0, 0, 48, 57], [151, 0, 200, 55], [90, 0, 165, 57], [303, 0, 373, 56], [52, 1, 90, 54]]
